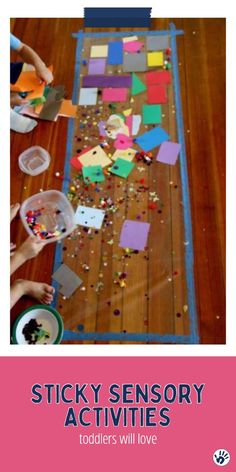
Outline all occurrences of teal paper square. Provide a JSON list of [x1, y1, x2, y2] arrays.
[[82, 165, 105, 183], [142, 104, 162, 124], [110, 158, 135, 178]]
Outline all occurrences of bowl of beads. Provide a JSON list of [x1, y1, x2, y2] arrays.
[[12, 305, 64, 345], [20, 190, 76, 243]]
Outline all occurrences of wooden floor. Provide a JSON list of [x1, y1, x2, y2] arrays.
[[10, 18, 226, 344]]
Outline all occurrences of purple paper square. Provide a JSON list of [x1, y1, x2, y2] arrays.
[[88, 58, 106, 75], [156, 141, 181, 165], [119, 220, 150, 251]]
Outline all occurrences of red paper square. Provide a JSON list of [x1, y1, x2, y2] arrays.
[[147, 84, 167, 104], [146, 70, 171, 86], [70, 146, 93, 171]]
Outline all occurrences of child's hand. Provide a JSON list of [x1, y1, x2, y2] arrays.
[[19, 236, 47, 262], [10, 92, 29, 108], [36, 66, 53, 84]]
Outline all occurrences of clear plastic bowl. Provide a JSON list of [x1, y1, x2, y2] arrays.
[[20, 190, 76, 243], [18, 146, 50, 176]]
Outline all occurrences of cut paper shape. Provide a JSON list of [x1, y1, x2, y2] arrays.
[[98, 121, 106, 136], [90, 45, 108, 58], [108, 41, 123, 65], [39, 85, 64, 121], [105, 114, 129, 139], [75, 206, 105, 230], [147, 84, 167, 104], [19, 105, 47, 120], [10, 65, 53, 99], [146, 35, 170, 51], [123, 53, 147, 72], [132, 115, 142, 135], [59, 100, 77, 118], [123, 108, 132, 116], [124, 40, 144, 53], [83, 75, 131, 88], [82, 165, 105, 183], [79, 87, 98, 105], [146, 70, 171, 85], [88, 58, 106, 75], [147, 52, 164, 67], [110, 158, 135, 178], [142, 104, 162, 125], [126, 116, 133, 136], [123, 35, 138, 43], [131, 73, 146, 95], [112, 148, 136, 162], [78, 145, 112, 168], [11, 71, 44, 99], [70, 147, 93, 171], [102, 88, 128, 102], [135, 126, 170, 152], [114, 134, 133, 150], [119, 220, 150, 251], [156, 141, 181, 165], [52, 264, 83, 298]]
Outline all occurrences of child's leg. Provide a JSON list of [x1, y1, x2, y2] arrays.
[[10, 109, 37, 134], [10, 279, 55, 309]]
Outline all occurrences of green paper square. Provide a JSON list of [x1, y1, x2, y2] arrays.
[[110, 158, 135, 178], [82, 165, 105, 183], [142, 104, 162, 125]]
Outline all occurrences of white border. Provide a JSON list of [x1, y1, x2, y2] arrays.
[[0, 1, 234, 356]]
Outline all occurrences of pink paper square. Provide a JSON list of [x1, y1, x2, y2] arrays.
[[102, 88, 128, 102], [124, 40, 144, 53]]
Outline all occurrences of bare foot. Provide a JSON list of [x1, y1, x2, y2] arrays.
[[10, 203, 20, 222], [20, 280, 55, 304]]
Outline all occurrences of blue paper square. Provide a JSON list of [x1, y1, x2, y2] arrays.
[[108, 41, 123, 65], [135, 126, 169, 152]]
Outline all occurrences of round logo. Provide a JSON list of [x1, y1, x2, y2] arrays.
[[213, 450, 230, 467]]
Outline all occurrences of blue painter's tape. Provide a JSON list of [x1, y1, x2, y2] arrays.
[[72, 29, 184, 39], [63, 330, 190, 344], [170, 23, 199, 344], [108, 41, 123, 65]]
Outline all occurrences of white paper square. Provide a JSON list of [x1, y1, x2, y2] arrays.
[[79, 88, 98, 106], [75, 206, 105, 230]]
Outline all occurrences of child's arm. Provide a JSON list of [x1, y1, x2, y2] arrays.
[[10, 236, 46, 275], [16, 43, 53, 84]]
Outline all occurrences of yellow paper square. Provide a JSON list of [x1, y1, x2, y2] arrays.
[[147, 52, 164, 67], [79, 145, 112, 168], [112, 148, 136, 162], [90, 45, 108, 58]]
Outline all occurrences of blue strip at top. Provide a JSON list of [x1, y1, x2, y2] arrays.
[[84, 8, 152, 27]]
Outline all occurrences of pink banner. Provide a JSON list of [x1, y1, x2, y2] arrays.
[[0, 357, 234, 471]]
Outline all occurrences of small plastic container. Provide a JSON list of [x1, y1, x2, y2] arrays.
[[18, 146, 50, 176], [20, 190, 76, 243]]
